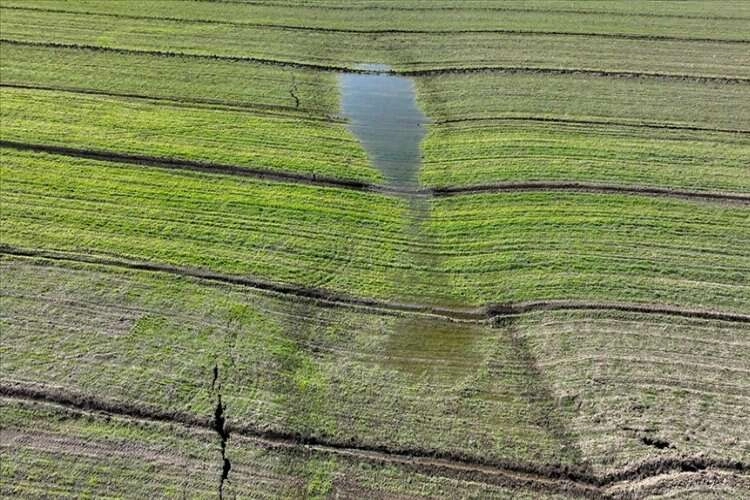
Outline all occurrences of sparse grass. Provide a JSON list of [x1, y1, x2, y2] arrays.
[[2, 257, 748, 476], [517, 310, 750, 471], [0, 256, 575, 466], [1, 399, 560, 499], [2, 0, 749, 495]]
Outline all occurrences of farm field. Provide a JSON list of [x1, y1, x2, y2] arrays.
[[1, 0, 749, 498]]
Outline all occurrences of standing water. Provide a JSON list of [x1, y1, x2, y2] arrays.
[[339, 64, 429, 188]]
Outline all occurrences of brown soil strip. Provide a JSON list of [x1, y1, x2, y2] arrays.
[[434, 115, 750, 135], [2, 383, 746, 497], [2, 246, 749, 325], [3, 39, 748, 83], [4, 141, 748, 204], [7, 3, 750, 22]]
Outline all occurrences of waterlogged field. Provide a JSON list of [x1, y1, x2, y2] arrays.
[[1, 0, 749, 498]]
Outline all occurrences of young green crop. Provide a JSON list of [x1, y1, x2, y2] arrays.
[[2, 149, 748, 311], [0, 42, 340, 115], [416, 72, 750, 129], [0, 87, 379, 182], [3, 1, 749, 40], [421, 121, 750, 191], [2, 5, 749, 74]]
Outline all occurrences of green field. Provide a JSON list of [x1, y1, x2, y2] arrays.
[[1, 1, 749, 498]]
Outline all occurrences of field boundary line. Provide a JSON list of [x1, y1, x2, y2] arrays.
[[194, 0, 750, 21], [2, 246, 749, 324], [0, 140, 396, 194], [3, 141, 749, 203], [2, 383, 748, 497], [7, 3, 750, 22], [0, 83, 338, 122], [430, 182, 750, 202], [433, 115, 750, 134], [4, 5, 749, 43], [2, 39, 748, 83]]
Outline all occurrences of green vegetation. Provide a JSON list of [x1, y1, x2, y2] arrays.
[[0, 42, 339, 114], [2, 3, 749, 75], [1, 0, 748, 496], [417, 73, 750, 129], [0, 87, 379, 182], [0, 256, 573, 466], [2, 257, 748, 476], [2, 400, 564, 499], [3, 149, 748, 311], [422, 121, 750, 191]]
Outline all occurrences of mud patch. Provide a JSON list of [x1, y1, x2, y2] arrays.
[[382, 318, 483, 382], [641, 436, 673, 450]]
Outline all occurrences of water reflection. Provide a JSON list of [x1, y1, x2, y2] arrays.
[[339, 64, 429, 188]]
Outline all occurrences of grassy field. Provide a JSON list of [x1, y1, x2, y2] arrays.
[[1, 0, 749, 497], [2, 399, 576, 499], [422, 121, 750, 191], [3, 256, 748, 473], [2, 149, 748, 311], [0, 88, 379, 182], [0, 42, 339, 115]]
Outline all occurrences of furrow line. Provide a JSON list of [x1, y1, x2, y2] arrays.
[[434, 115, 750, 134], [400, 66, 750, 84], [0, 140, 397, 195], [3, 140, 749, 203], [2, 383, 747, 496], [0, 83, 335, 121], [2, 246, 749, 324], [203, 0, 750, 21], [2, 39, 748, 83], [431, 182, 750, 203], [7, 3, 750, 22]]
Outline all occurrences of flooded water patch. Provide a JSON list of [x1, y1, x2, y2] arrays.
[[339, 64, 428, 188]]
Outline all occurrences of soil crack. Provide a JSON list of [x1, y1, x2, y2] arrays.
[[211, 367, 231, 499]]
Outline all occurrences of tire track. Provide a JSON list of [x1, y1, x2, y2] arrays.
[[2, 246, 749, 324], [2, 383, 747, 498], [3, 141, 749, 203], [2, 39, 748, 83]]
